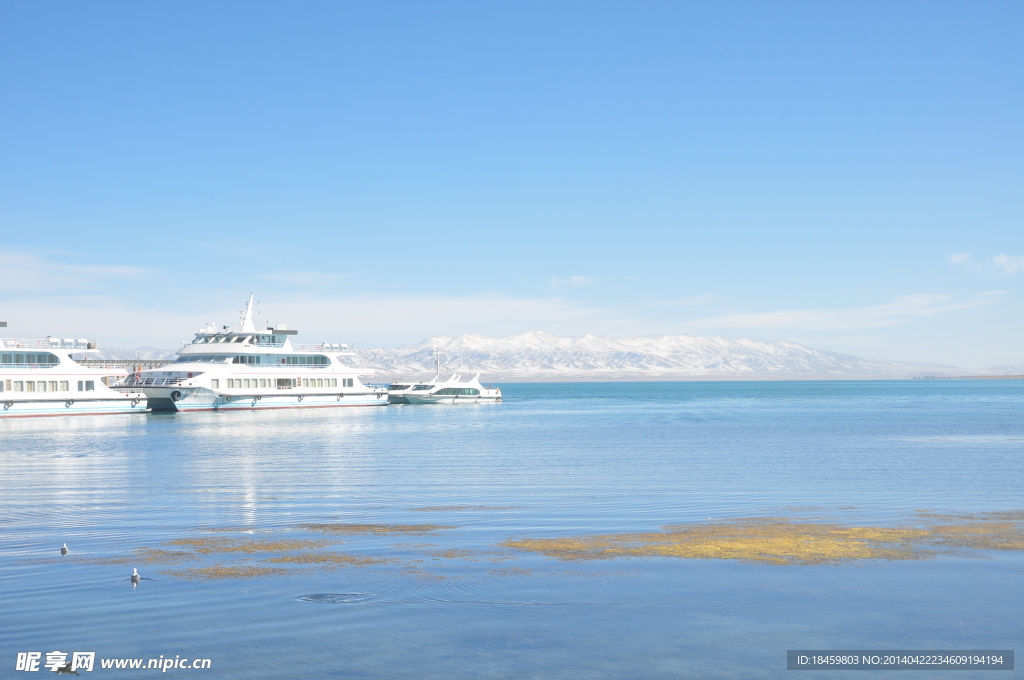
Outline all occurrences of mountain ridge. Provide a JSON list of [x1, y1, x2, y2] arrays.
[[92, 332, 1003, 380], [358, 332, 973, 380]]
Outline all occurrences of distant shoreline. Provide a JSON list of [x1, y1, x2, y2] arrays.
[[914, 374, 1024, 380]]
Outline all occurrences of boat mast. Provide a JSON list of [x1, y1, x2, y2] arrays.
[[240, 293, 256, 333]]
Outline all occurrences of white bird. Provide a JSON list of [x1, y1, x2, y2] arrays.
[[60, 543, 68, 556], [131, 568, 140, 585]]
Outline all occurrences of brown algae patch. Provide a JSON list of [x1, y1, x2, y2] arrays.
[[298, 523, 455, 534], [132, 549, 193, 565], [264, 553, 387, 567], [926, 521, 1024, 551], [164, 537, 331, 554], [502, 517, 1024, 565], [166, 565, 291, 580], [197, 526, 259, 533], [73, 556, 134, 565]]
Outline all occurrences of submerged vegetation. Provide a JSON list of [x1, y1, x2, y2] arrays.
[[47, 512, 1024, 580], [122, 524, 458, 580], [502, 514, 1024, 565], [298, 523, 456, 534]]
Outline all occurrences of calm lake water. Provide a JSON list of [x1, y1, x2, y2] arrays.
[[1, 381, 1021, 678]]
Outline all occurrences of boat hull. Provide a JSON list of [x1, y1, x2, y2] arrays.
[[404, 395, 502, 405], [143, 386, 388, 412], [0, 396, 147, 418]]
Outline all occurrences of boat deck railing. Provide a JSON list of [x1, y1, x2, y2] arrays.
[[185, 342, 349, 351], [2, 338, 94, 350], [117, 376, 186, 388], [76, 359, 174, 370]]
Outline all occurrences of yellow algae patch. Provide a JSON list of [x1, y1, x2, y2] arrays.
[[502, 517, 1024, 565], [165, 565, 290, 580], [72, 556, 134, 565], [164, 537, 331, 554], [298, 523, 455, 534], [132, 549, 193, 565], [426, 548, 476, 559], [926, 521, 1024, 551], [264, 552, 386, 566]]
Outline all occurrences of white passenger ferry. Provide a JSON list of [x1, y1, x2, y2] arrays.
[[123, 296, 387, 412], [0, 337, 147, 418]]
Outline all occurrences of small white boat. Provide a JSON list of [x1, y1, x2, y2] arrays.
[[0, 337, 147, 418], [402, 373, 502, 404], [123, 295, 387, 412], [389, 354, 500, 404]]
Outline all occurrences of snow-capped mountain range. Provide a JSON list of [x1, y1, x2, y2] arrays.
[[353, 331, 973, 380], [95, 332, 993, 380]]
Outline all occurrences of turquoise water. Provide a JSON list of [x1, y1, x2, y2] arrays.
[[1, 381, 1021, 678]]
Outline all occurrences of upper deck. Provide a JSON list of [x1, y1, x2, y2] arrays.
[[179, 325, 350, 356], [2, 338, 94, 351]]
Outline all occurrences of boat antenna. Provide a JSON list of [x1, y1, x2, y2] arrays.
[[240, 293, 256, 332], [435, 348, 440, 380]]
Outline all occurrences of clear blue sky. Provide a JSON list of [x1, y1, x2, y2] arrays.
[[1, 1, 1021, 367]]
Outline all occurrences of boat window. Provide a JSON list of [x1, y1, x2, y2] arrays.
[[344, 378, 354, 388], [389, 384, 411, 391], [211, 379, 219, 388], [276, 378, 295, 389], [77, 381, 83, 391], [433, 387, 481, 396], [26, 381, 35, 392], [14, 381, 24, 391], [1, 354, 10, 364], [331, 378, 337, 387], [412, 385, 435, 390], [85, 381, 94, 391], [59, 381, 69, 391]]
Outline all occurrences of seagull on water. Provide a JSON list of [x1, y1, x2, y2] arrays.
[[61, 543, 68, 556], [131, 568, 140, 585]]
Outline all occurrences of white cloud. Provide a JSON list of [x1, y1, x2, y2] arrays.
[[645, 294, 717, 308], [259, 270, 353, 286], [947, 252, 1024, 276], [259, 293, 610, 346], [0, 249, 146, 293], [685, 292, 1007, 332], [548, 275, 597, 290], [0, 290, 615, 349], [991, 254, 1024, 275]]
